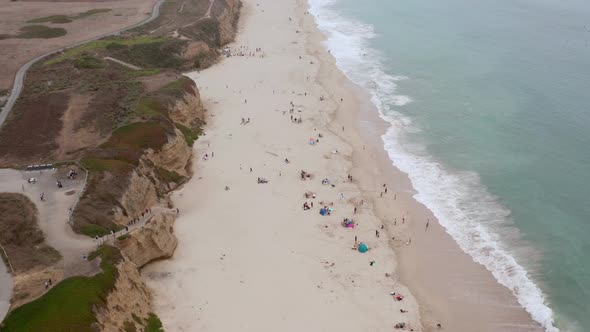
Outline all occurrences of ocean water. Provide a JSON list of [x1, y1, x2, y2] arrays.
[[308, 0, 590, 331]]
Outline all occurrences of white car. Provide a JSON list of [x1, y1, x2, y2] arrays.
[[27, 177, 37, 184]]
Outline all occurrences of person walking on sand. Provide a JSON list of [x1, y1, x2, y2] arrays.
[[354, 206, 357, 214], [354, 236, 358, 247], [426, 219, 430, 231], [376, 230, 380, 238]]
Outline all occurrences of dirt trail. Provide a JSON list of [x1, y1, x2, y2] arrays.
[[104, 57, 142, 70]]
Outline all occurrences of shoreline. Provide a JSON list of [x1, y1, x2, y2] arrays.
[[306, 3, 547, 332], [304, 2, 547, 332], [144, 0, 546, 331]]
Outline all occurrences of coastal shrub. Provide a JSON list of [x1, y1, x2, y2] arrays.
[[80, 223, 111, 237], [45, 35, 168, 65], [27, 9, 110, 24], [75, 55, 106, 69], [128, 68, 161, 78], [110, 39, 186, 69], [27, 15, 73, 24], [176, 123, 201, 147], [17, 25, 67, 39], [155, 166, 185, 184], [136, 96, 165, 118], [160, 76, 195, 98], [144, 313, 164, 332], [0, 246, 122, 332], [74, 8, 112, 19], [103, 122, 169, 151], [81, 158, 130, 172], [106, 41, 127, 51]]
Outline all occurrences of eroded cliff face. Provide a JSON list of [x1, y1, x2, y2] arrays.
[[146, 128, 193, 178], [115, 166, 160, 225], [168, 87, 205, 130], [95, 260, 152, 332], [217, 0, 241, 45], [119, 212, 177, 268]]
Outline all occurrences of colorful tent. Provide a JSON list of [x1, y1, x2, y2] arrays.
[[358, 243, 368, 253]]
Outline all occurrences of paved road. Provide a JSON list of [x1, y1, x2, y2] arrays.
[[0, 0, 166, 130]]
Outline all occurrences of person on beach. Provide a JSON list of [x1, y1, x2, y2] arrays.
[[376, 230, 380, 238], [354, 206, 357, 214], [426, 219, 430, 230]]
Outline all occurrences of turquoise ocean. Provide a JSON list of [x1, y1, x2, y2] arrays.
[[308, 0, 590, 331]]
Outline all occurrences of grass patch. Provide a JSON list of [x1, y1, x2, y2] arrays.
[[160, 76, 194, 97], [135, 96, 165, 118], [117, 234, 130, 241], [74, 9, 112, 19], [176, 123, 201, 147], [81, 158, 130, 172], [75, 55, 106, 69], [0, 246, 122, 332], [80, 223, 111, 237], [128, 68, 161, 78], [103, 122, 168, 151], [27, 15, 72, 24], [45, 35, 168, 65], [123, 320, 137, 332], [27, 9, 111, 24], [17, 25, 66, 39], [145, 313, 164, 332]]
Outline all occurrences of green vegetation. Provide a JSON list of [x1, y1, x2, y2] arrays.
[[45, 35, 168, 65], [128, 68, 161, 78], [74, 9, 112, 19], [132, 314, 143, 325], [176, 123, 201, 147], [27, 9, 111, 24], [109, 39, 186, 69], [0, 246, 122, 332], [145, 313, 165, 332], [17, 25, 67, 39], [135, 96, 165, 118], [160, 76, 194, 97], [155, 166, 184, 184], [75, 55, 106, 69], [103, 122, 168, 151], [80, 223, 110, 237], [81, 158, 131, 172], [27, 15, 72, 24], [117, 234, 130, 241], [124, 320, 138, 332]]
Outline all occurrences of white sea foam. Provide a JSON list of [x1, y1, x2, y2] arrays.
[[308, 0, 560, 331]]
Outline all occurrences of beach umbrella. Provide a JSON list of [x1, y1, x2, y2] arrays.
[[358, 243, 368, 253]]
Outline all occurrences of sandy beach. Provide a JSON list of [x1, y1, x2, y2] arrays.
[[144, 0, 545, 331]]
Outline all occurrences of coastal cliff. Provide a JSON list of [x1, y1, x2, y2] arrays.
[[94, 259, 153, 332], [0, 0, 241, 329], [119, 213, 178, 268]]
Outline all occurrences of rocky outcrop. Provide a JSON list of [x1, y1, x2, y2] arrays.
[[119, 212, 177, 268], [94, 259, 152, 332]]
